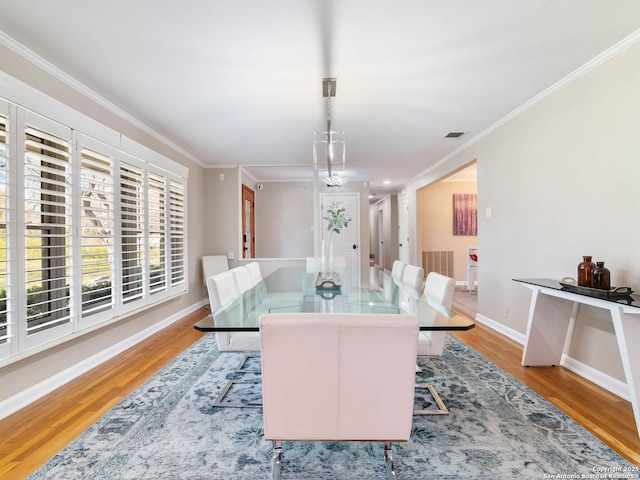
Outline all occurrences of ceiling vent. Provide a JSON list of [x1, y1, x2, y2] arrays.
[[443, 131, 465, 139]]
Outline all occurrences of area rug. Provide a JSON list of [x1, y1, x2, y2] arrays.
[[28, 333, 636, 479]]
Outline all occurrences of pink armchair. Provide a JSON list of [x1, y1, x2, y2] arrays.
[[259, 312, 419, 479]]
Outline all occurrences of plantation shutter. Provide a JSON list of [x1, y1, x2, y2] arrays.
[[0, 100, 11, 351], [148, 171, 167, 294], [79, 134, 115, 321], [0, 86, 189, 364], [169, 180, 185, 288], [120, 158, 145, 305], [23, 112, 73, 340]]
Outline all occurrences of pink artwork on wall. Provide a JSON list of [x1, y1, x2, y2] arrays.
[[453, 194, 477, 236]]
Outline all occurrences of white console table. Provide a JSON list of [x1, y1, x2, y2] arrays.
[[514, 278, 640, 438]]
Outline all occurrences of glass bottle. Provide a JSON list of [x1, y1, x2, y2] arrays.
[[577, 256, 596, 287], [591, 262, 611, 290]]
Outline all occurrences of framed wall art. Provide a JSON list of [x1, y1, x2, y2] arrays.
[[453, 193, 477, 236]]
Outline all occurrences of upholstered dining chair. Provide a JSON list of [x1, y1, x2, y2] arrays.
[[206, 271, 261, 353], [245, 261, 262, 287], [201, 255, 229, 286], [230, 266, 253, 294], [383, 260, 406, 302], [418, 272, 456, 357], [260, 312, 419, 480], [306, 256, 346, 274], [305, 256, 322, 273], [245, 262, 303, 306], [391, 260, 406, 282], [398, 264, 425, 314], [206, 271, 261, 406], [413, 271, 456, 416]]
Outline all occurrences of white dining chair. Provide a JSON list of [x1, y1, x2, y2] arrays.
[[207, 271, 261, 407], [305, 256, 322, 273], [398, 264, 424, 314], [230, 266, 253, 294], [391, 260, 406, 282], [201, 255, 229, 286], [260, 312, 419, 480], [414, 271, 456, 415], [383, 260, 406, 302], [418, 272, 456, 357], [245, 261, 262, 287], [206, 271, 260, 353]]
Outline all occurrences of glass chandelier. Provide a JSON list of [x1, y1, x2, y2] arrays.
[[313, 78, 346, 186]]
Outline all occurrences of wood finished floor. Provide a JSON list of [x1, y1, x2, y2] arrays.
[[0, 304, 638, 479]]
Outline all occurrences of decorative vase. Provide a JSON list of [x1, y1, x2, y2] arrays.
[[577, 256, 596, 287], [591, 261, 611, 290], [321, 240, 334, 280]]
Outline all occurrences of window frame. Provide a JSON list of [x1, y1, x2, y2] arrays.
[[0, 80, 189, 366]]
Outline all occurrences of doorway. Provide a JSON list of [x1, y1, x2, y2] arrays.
[[242, 184, 255, 258], [417, 163, 477, 316], [398, 194, 409, 264], [377, 208, 384, 269]]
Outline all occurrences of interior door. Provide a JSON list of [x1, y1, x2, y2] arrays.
[[377, 208, 384, 269], [398, 194, 409, 264], [320, 192, 360, 285], [241, 185, 255, 258]]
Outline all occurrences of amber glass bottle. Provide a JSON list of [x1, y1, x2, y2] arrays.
[[591, 261, 611, 290], [577, 256, 596, 287]]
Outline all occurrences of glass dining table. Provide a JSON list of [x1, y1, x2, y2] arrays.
[[194, 266, 475, 333]]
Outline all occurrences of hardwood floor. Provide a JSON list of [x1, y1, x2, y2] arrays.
[[451, 323, 640, 466], [0, 304, 638, 479], [0, 308, 209, 479]]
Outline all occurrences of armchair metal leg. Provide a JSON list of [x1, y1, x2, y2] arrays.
[[414, 383, 449, 415], [384, 442, 396, 479], [212, 379, 262, 408], [235, 353, 260, 373], [272, 441, 282, 480]]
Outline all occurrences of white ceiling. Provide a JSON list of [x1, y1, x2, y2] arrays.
[[1, 1, 639, 201]]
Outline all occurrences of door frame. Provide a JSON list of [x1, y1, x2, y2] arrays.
[[241, 184, 255, 258]]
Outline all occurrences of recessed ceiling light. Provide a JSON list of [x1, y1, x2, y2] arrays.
[[383, 180, 391, 185]]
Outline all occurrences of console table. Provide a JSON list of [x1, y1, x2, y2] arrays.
[[514, 278, 640, 438]]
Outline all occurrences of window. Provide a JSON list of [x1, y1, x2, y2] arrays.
[[120, 159, 145, 306], [0, 101, 10, 351], [148, 171, 167, 294], [24, 117, 73, 338], [79, 135, 115, 321], [0, 95, 188, 364], [169, 180, 186, 287]]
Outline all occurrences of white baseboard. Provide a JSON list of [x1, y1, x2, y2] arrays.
[[560, 354, 630, 401], [475, 313, 630, 401], [475, 313, 526, 345], [0, 300, 207, 421]]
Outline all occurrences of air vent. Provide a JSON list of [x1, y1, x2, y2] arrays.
[[443, 131, 465, 138]]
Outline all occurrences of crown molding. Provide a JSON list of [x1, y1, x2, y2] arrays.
[[0, 31, 205, 168], [406, 28, 640, 190]]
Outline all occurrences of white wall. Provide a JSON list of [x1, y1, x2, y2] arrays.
[[0, 44, 208, 411], [254, 182, 314, 258], [202, 168, 240, 260], [406, 39, 640, 386]]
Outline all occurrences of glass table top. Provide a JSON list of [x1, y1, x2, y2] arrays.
[[195, 267, 475, 332]]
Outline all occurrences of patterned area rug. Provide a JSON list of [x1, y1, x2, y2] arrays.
[[29, 333, 635, 479]]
